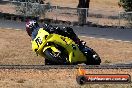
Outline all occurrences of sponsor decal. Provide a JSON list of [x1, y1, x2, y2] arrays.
[[76, 67, 131, 85]]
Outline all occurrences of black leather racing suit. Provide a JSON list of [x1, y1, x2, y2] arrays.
[[42, 24, 83, 46]]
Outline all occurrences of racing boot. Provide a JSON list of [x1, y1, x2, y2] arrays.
[[79, 40, 86, 47], [77, 40, 89, 56]]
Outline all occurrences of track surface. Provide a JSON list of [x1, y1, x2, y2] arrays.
[[0, 65, 132, 69], [0, 19, 132, 42]]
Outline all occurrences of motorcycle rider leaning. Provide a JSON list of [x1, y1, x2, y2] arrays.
[[26, 20, 87, 63], [26, 20, 86, 46]]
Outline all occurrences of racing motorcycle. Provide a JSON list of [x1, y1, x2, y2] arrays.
[[31, 28, 101, 65]]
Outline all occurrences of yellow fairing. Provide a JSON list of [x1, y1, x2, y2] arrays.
[[43, 45, 59, 53], [43, 34, 87, 63], [66, 42, 86, 63], [31, 28, 87, 64]]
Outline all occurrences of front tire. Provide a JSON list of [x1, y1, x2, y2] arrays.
[[44, 49, 68, 65]]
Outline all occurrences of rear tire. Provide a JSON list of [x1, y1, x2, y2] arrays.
[[82, 46, 101, 65]]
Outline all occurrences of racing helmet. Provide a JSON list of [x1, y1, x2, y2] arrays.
[[26, 20, 39, 36]]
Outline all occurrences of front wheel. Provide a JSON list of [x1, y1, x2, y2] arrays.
[[43, 48, 68, 65]]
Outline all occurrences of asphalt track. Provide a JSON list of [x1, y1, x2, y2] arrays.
[[0, 19, 132, 42]]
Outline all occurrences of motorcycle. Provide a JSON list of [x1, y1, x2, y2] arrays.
[[31, 28, 101, 65]]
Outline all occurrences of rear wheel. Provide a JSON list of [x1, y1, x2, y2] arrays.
[[81, 46, 101, 65], [44, 48, 68, 65]]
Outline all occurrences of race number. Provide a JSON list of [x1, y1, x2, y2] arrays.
[[35, 37, 42, 47]]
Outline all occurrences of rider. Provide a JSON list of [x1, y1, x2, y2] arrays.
[[26, 20, 86, 48]]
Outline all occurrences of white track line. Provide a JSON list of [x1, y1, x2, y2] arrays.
[[0, 27, 131, 43], [0, 27, 22, 31], [14, 29, 22, 30], [80, 36, 132, 43]]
